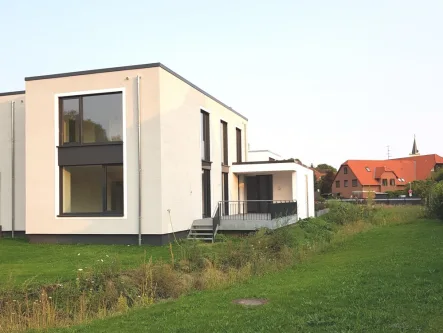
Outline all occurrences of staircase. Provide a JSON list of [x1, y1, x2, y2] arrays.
[[188, 213, 218, 243]]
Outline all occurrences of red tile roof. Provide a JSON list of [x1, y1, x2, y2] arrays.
[[391, 154, 443, 179], [343, 159, 416, 186], [341, 154, 443, 186]]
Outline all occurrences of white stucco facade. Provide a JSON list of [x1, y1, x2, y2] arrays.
[[10, 63, 249, 243], [1, 63, 315, 243], [0, 93, 26, 234]]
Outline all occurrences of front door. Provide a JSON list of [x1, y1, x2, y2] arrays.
[[246, 175, 273, 213]]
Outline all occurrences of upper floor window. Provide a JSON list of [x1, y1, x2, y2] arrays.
[[352, 179, 358, 187], [344, 180, 349, 187], [389, 179, 395, 186], [236, 128, 242, 162], [201, 111, 210, 161], [335, 180, 340, 188], [344, 167, 348, 174], [382, 179, 388, 186], [221, 121, 228, 165], [60, 92, 123, 145]]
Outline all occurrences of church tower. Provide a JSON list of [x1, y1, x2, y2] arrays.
[[410, 135, 420, 156]]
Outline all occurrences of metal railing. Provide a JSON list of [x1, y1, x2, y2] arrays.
[[216, 200, 297, 221], [340, 198, 423, 205]]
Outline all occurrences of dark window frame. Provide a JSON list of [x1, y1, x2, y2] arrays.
[[344, 180, 349, 187], [59, 164, 124, 217], [236, 128, 242, 162], [344, 167, 348, 174], [221, 120, 228, 165], [390, 179, 395, 186], [59, 92, 123, 147], [201, 111, 210, 162], [352, 179, 358, 187], [335, 180, 340, 188], [202, 169, 211, 218], [382, 179, 388, 186], [222, 172, 229, 215]]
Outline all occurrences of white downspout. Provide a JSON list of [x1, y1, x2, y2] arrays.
[[136, 75, 142, 246], [11, 101, 15, 238]]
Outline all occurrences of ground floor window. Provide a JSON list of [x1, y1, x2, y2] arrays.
[[60, 164, 123, 216], [202, 169, 211, 218], [222, 172, 229, 215]]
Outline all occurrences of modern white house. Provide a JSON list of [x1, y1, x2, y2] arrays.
[[0, 63, 315, 244]]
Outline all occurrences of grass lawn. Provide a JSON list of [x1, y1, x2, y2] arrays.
[[48, 219, 443, 333], [0, 238, 172, 288]]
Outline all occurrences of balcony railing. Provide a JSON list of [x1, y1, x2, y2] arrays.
[[214, 200, 297, 221]]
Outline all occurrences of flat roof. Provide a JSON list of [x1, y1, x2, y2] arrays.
[[0, 90, 25, 97], [234, 159, 295, 165], [24, 62, 247, 120], [248, 149, 282, 156]]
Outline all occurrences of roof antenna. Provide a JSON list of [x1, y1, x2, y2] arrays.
[[386, 145, 391, 159]]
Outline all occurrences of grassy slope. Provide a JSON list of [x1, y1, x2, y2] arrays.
[[0, 238, 171, 288], [50, 220, 443, 333]]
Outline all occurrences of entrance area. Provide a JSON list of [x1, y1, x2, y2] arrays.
[[246, 175, 273, 213]]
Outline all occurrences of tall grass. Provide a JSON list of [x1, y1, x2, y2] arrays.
[[0, 203, 424, 332]]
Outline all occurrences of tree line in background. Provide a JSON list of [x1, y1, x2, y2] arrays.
[[312, 163, 337, 195]]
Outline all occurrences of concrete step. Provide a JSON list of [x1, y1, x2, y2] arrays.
[[191, 225, 212, 229], [189, 232, 213, 236], [188, 237, 213, 241]]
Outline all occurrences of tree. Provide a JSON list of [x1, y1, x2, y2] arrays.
[[319, 170, 336, 194], [316, 163, 337, 173], [431, 168, 443, 182]]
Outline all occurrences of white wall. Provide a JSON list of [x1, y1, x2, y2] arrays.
[[0, 95, 26, 233], [272, 172, 292, 201], [159, 69, 248, 234], [293, 166, 315, 219]]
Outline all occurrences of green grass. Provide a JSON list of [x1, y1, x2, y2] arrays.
[[0, 238, 171, 288], [48, 220, 443, 333]]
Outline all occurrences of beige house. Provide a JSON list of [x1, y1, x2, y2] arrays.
[[0, 63, 314, 244]]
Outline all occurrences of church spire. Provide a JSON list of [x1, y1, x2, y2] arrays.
[[410, 135, 420, 156]]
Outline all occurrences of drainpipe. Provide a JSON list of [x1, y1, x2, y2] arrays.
[[136, 76, 142, 246], [11, 101, 15, 238]]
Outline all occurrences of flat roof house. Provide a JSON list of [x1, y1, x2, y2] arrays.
[[0, 63, 315, 244]]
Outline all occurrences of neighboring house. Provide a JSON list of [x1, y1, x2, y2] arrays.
[[332, 160, 415, 198], [333, 137, 443, 198], [0, 63, 315, 244]]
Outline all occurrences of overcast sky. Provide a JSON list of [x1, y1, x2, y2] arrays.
[[1, 0, 442, 168]]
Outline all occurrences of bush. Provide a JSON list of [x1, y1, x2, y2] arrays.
[[427, 182, 443, 219], [325, 201, 369, 225]]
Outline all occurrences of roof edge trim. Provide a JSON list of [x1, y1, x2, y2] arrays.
[[0, 90, 25, 97]]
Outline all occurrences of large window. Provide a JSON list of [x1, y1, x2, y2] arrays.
[[221, 121, 228, 165], [60, 165, 123, 216], [236, 128, 242, 162], [60, 92, 123, 145], [201, 111, 210, 161]]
